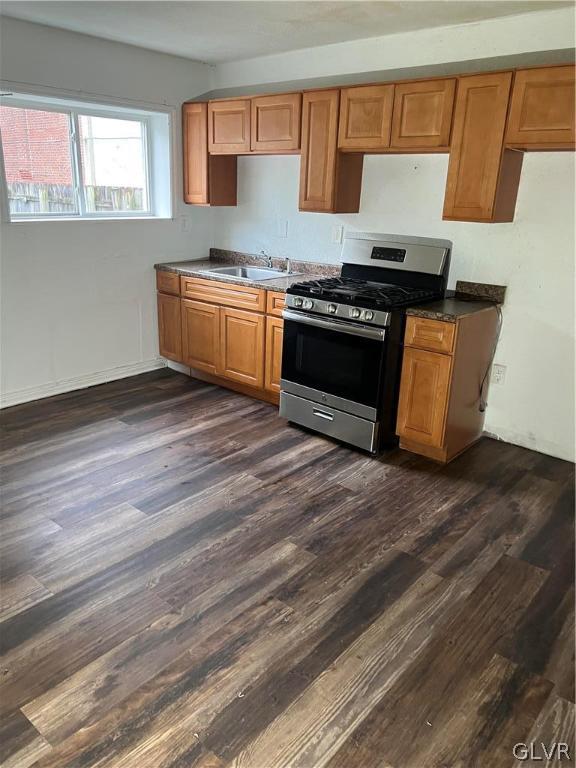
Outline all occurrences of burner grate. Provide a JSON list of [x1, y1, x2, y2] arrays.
[[288, 277, 438, 309]]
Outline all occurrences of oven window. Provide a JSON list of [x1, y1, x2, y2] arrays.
[[282, 320, 385, 407]]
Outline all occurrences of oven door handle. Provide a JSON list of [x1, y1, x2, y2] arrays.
[[282, 310, 386, 341]]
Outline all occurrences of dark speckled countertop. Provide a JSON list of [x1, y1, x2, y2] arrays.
[[406, 297, 497, 323], [406, 282, 505, 322]]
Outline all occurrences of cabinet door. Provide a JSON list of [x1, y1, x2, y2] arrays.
[[443, 72, 522, 222], [299, 90, 340, 211], [396, 348, 452, 448], [219, 307, 265, 388], [391, 79, 455, 148], [265, 316, 284, 393], [183, 103, 209, 204], [299, 90, 363, 213], [338, 85, 394, 150], [506, 66, 575, 148], [251, 93, 301, 152], [181, 299, 220, 375], [157, 293, 182, 363], [208, 99, 251, 154]]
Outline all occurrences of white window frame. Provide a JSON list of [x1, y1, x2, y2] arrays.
[[0, 92, 171, 222]]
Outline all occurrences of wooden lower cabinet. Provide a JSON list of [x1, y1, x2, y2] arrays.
[[265, 316, 284, 393], [396, 348, 452, 449], [397, 309, 499, 463], [181, 298, 220, 375], [219, 307, 265, 388], [157, 273, 284, 404], [157, 293, 182, 362]]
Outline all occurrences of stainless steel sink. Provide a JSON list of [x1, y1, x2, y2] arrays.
[[202, 265, 300, 281]]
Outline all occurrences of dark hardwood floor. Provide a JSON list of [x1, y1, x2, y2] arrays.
[[0, 369, 574, 768]]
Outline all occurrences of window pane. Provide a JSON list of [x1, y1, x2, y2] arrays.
[[0, 105, 78, 216], [78, 115, 148, 213]]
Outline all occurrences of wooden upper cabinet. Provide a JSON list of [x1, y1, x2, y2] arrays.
[[506, 66, 575, 148], [208, 99, 251, 154], [338, 84, 394, 150], [391, 79, 456, 149], [251, 93, 301, 152], [299, 89, 363, 213], [181, 299, 220, 375], [300, 90, 340, 210], [183, 103, 209, 204], [182, 103, 237, 206], [219, 307, 265, 388], [443, 72, 523, 223]]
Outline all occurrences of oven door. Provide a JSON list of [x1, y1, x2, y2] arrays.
[[281, 309, 386, 420]]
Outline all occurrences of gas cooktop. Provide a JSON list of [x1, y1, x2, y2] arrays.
[[287, 276, 438, 310]]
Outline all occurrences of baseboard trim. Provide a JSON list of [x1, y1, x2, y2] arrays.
[[0, 359, 166, 409]]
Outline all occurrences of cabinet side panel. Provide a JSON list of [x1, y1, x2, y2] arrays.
[[444, 308, 500, 460]]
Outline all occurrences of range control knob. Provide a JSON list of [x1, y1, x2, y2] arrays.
[[350, 307, 361, 319], [363, 310, 374, 321], [302, 298, 314, 310], [292, 296, 303, 307], [327, 303, 337, 314]]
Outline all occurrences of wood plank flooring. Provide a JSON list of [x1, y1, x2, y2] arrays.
[[1, 369, 574, 768]]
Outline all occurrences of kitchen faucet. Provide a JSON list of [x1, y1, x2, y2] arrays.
[[260, 250, 273, 268]]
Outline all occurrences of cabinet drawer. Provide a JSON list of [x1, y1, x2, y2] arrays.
[[156, 270, 180, 296], [180, 276, 266, 312], [266, 291, 286, 317], [405, 316, 455, 354]]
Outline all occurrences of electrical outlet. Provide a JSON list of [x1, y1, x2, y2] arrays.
[[179, 216, 191, 233], [331, 225, 344, 244], [276, 219, 288, 238], [491, 364, 507, 385]]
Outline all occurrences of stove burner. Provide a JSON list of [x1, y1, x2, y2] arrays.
[[288, 277, 437, 310]]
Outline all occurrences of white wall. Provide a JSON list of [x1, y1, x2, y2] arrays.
[[215, 7, 575, 90], [0, 17, 214, 405], [213, 150, 575, 462]]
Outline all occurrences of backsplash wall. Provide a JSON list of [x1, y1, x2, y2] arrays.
[[212, 152, 575, 462]]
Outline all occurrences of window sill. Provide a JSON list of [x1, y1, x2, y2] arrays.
[[7, 216, 173, 224]]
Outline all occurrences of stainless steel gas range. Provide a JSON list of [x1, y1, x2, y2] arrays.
[[279, 232, 451, 453]]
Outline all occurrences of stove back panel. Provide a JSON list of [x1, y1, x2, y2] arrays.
[[341, 232, 451, 293]]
